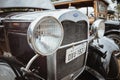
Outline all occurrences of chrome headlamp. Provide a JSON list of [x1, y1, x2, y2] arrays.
[[27, 16, 64, 56], [91, 19, 105, 38]]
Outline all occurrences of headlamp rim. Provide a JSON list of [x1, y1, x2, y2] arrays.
[[91, 19, 105, 38], [27, 16, 64, 56]]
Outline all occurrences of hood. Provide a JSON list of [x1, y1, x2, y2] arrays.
[[0, 0, 55, 10], [5, 9, 88, 23]]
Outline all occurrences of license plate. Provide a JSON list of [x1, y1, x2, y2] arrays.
[[65, 42, 87, 63]]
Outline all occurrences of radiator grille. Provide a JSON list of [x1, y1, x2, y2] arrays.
[[56, 20, 88, 79], [61, 20, 88, 45]]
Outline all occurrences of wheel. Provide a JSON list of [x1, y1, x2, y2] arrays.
[[107, 54, 119, 80], [107, 34, 120, 49], [0, 62, 16, 80]]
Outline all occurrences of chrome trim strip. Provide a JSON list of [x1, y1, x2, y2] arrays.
[[47, 53, 57, 80], [4, 19, 32, 22], [0, 25, 4, 28], [4, 28, 11, 52], [8, 32, 27, 36], [59, 39, 88, 49]]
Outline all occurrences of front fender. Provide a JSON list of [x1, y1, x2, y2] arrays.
[[90, 37, 119, 70], [105, 29, 120, 36]]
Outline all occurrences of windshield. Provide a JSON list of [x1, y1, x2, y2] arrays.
[[0, 0, 55, 10]]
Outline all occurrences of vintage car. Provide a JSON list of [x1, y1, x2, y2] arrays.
[[54, 0, 120, 49], [0, 0, 90, 80], [54, 0, 120, 80]]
